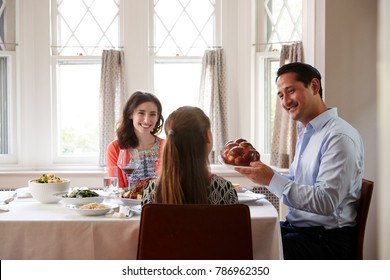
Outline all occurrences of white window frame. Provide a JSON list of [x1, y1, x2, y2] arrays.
[[50, 0, 121, 165], [0, 0, 316, 173], [253, 51, 280, 164], [0, 52, 17, 164], [51, 55, 101, 164], [148, 0, 222, 127]]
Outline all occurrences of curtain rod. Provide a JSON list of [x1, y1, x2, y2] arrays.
[[252, 40, 301, 46], [51, 45, 222, 49], [148, 46, 222, 49], [50, 46, 124, 49]]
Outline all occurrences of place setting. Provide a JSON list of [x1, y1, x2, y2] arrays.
[[98, 152, 145, 218], [0, 192, 17, 212], [237, 191, 265, 205], [0, 192, 17, 205], [108, 148, 144, 213]]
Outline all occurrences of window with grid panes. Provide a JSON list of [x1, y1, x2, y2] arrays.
[[254, 0, 302, 161], [51, 0, 120, 162], [151, 0, 219, 121]]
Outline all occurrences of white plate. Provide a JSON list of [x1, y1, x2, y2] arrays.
[[130, 204, 142, 215], [237, 192, 265, 204], [235, 187, 248, 193], [54, 192, 105, 206], [115, 197, 142, 206], [16, 187, 32, 198], [218, 155, 253, 169], [73, 203, 117, 216]]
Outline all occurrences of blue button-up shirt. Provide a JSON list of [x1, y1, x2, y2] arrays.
[[269, 108, 364, 229]]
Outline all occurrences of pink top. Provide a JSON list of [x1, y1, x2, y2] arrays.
[[106, 137, 165, 188]]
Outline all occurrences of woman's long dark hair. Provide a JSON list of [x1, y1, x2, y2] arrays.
[[116, 91, 164, 149], [154, 106, 210, 204]]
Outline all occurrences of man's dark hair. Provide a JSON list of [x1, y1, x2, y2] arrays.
[[276, 62, 323, 98]]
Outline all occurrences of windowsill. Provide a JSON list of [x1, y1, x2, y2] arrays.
[[0, 164, 289, 176], [0, 164, 289, 189], [0, 165, 240, 176]]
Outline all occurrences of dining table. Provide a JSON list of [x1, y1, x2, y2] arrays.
[[0, 189, 283, 260]]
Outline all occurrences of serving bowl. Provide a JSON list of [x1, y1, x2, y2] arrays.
[[28, 179, 71, 204], [54, 191, 104, 206]]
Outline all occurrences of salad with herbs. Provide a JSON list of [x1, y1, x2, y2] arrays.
[[62, 189, 99, 198], [34, 174, 65, 183]]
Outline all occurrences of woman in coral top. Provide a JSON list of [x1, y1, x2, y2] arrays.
[[106, 91, 165, 189]]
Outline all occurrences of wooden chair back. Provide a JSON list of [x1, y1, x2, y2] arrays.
[[355, 178, 374, 259], [137, 204, 253, 260]]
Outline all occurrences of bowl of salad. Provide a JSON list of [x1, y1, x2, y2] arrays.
[[54, 188, 104, 206], [28, 174, 70, 204]]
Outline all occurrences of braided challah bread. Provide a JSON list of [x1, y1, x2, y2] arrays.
[[221, 138, 260, 166]]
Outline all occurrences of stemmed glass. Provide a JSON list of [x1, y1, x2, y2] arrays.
[[117, 148, 141, 192]]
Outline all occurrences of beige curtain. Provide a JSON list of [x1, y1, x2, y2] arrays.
[[270, 42, 304, 168], [199, 49, 228, 164], [99, 50, 125, 166]]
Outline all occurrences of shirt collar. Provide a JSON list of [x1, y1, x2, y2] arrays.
[[298, 108, 338, 133]]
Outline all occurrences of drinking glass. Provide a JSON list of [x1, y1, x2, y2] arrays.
[[117, 148, 141, 191], [103, 166, 118, 195]]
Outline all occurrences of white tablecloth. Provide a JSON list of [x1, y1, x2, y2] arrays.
[[0, 191, 283, 260]]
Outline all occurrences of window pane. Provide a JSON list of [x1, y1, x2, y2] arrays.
[[54, 0, 120, 55], [154, 61, 201, 121], [263, 0, 302, 51], [265, 58, 279, 153], [52, 0, 120, 163], [152, 0, 216, 126], [0, 56, 8, 154], [153, 0, 215, 56], [57, 62, 100, 156]]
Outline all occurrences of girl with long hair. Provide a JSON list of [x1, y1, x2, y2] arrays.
[[142, 106, 238, 204]]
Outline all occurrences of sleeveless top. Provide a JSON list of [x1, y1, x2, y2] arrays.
[[142, 174, 239, 205]]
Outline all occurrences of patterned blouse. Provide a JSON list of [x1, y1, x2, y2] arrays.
[[129, 138, 161, 187], [142, 174, 239, 205]]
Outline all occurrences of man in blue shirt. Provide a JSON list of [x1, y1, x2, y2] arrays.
[[237, 62, 364, 259]]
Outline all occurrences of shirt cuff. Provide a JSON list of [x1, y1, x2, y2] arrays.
[[269, 172, 290, 198]]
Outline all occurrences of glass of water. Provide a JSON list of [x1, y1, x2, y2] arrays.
[[103, 166, 118, 195]]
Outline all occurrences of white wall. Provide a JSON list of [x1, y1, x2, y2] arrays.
[[378, 0, 390, 260], [322, 0, 378, 259]]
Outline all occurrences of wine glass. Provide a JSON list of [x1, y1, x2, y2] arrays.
[[117, 148, 141, 192]]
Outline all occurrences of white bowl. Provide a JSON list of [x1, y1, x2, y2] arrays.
[[115, 197, 142, 206], [28, 179, 71, 204], [53, 192, 104, 206], [73, 203, 117, 216]]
